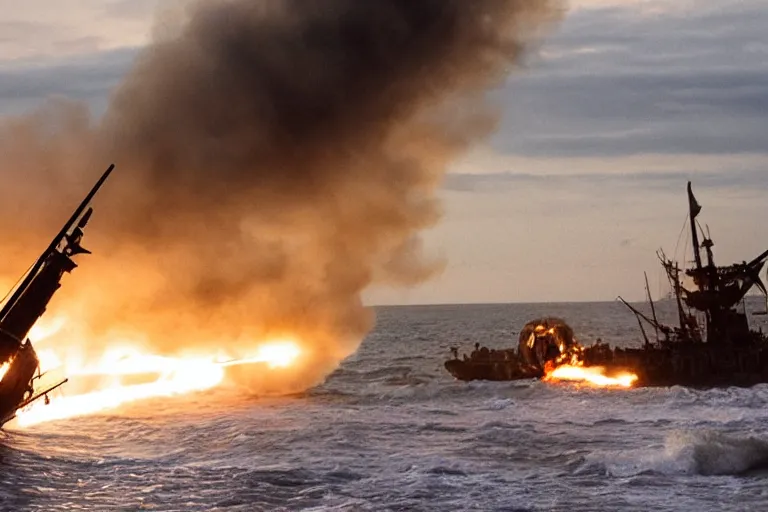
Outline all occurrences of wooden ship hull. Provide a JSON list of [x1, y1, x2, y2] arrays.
[[444, 317, 574, 382], [444, 328, 768, 388], [581, 341, 768, 389], [444, 356, 538, 382], [445, 182, 768, 389]]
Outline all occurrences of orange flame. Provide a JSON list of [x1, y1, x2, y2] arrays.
[[0, 361, 10, 382], [11, 323, 303, 428], [27, 314, 67, 343], [544, 363, 638, 388], [15, 357, 226, 427], [220, 341, 302, 370]]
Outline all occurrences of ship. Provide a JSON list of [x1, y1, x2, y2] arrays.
[[444, 316, 578, 381], [444, 181, 768, 388], [0, 165, 114, 426]]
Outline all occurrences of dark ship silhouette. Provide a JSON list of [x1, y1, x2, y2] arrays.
[[445, 181, 768, 388], [444, 316, 579, 381], [0, 165, 114, 426]]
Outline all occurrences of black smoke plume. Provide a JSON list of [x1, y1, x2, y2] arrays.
[[0, 0, 562, 391]]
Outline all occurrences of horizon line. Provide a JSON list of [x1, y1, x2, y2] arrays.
[[366, 294, 767, 308]]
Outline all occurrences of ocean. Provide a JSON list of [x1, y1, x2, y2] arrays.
[[2, 301, 768, 511]]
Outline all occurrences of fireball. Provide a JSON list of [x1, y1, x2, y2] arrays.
[[12, 330, 304, 428], [544, 364, 638, 388]]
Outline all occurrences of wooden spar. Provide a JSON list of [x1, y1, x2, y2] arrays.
[[16, 378, 68, 410], [0, 164, 114, 323], [637, 314, 650, 349], [617, 296, 651, 348], [0, 378, 68, 425], [617, 296, 664, 332], [645, 271, 660, 343]]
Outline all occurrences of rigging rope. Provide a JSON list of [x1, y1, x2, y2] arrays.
[[0, 261, 36, 308]]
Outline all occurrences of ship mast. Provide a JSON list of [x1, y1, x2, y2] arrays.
[[644, 271, 659, 344], [635, 182, 768, 347], [0, 165, 114, 359], [671, 260, 688, 335], [687, 182, 703, 272], [681, 182, 768, 344], [655, 249, 688, 338]]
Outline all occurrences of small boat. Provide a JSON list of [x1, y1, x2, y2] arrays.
[[444, 317, 575, 381]]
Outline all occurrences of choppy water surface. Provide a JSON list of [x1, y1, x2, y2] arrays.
[[3, 301, 768, 511]]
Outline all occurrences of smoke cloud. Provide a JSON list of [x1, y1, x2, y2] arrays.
[[0, 0, 562, 392]]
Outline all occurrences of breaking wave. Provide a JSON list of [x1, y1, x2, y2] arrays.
[[665, 430, 768, 475], [582, 429, 768, 477]]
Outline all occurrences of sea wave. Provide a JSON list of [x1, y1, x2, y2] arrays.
[[581, 429, 768, 477]]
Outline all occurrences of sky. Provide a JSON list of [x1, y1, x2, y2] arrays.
[[0, 0, 766, 304]]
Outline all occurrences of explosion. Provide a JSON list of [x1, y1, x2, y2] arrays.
[[540, 339, 638, 388], [0, 0, 565, 425], [519, 319, 639, 388], [13, 316, 303, 428], [544, 363, 638, 388]]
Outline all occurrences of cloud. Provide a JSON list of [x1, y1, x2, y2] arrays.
[[0, 0, 765, 306], [5, 1, 765, 161], [402, 163, 768, 304], [0, 0, 161, 62], [103, 0, 167, 21], [491, 0, 768, 159], [0, 49, 136, 115], [442, 166, 768, 194]]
